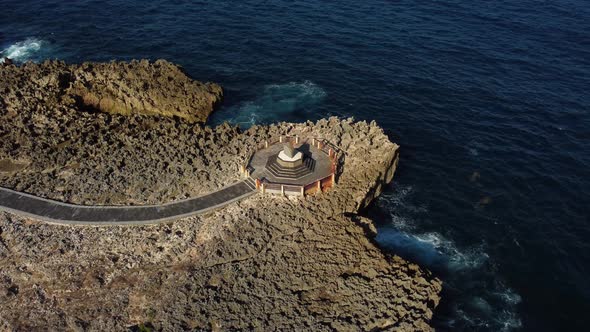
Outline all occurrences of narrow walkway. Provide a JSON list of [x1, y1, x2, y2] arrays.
[[0, 178, 257, 225]]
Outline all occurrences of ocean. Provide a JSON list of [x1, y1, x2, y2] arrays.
[[1, 0, 589, 330]]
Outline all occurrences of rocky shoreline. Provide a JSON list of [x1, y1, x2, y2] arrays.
[[0, 60, 441, 331]]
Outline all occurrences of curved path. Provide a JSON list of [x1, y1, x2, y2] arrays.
[[0, 178, 257, 225]]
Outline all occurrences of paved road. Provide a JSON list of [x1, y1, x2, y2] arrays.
[[0, 178, 257, 225]]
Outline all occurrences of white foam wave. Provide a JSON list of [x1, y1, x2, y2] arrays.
[[411, 232, 489, 271], [1, 38, 46, 63], [453, 285, 522, 332], [495, 300, 523, 332], [210, 80, 326, 127], [378, 186, 427, 231], [378, 186, 488, 270], [388, 213, 416, 231], [405, 229, 521, 331], [377, 185, 521, 331], [494, 288, 522, 306], [380, 185, 414, 207]]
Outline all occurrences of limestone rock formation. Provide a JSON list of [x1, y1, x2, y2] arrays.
[[0, 60, 441, 331], [0, 59, 222, 123]]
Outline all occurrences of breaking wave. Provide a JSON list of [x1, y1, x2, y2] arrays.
[[376, 225, 489, 272], [374, 185, 522, 331], [210, 80, 326, 127], [0, 38, 48, 63]]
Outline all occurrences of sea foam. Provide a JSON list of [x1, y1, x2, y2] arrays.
[[375, 185, 521, 331], [210, 80, 326, 127], [0, 38, 46, 63]]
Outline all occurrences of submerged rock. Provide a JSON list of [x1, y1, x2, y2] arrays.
[[0, 60, 441, 331]]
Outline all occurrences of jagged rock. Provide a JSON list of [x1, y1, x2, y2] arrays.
[[0, 59, 222, 123], [0, 60, 441, 331]]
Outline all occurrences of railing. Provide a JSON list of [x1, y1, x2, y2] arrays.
[[307, 173, 336, 194], [241, 135, 340, 196]]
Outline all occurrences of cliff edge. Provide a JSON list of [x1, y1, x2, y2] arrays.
[[0, 60, 441, 331], [0, 59, 222, 123]]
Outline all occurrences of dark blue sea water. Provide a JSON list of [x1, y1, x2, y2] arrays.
[[2, 1, 589, 330]]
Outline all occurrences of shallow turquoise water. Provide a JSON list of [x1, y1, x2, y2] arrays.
[[2, 1, 589, 330]]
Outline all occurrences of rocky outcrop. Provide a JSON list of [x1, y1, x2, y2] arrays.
[[0, 59, 222, 123], [0, 60, 441, 331], [66, 60, 222, 122], [1, 60, 228, 205]]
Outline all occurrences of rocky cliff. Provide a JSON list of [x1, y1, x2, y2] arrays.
[[0, 59, 222, 123], [0, 60, 441, 331]]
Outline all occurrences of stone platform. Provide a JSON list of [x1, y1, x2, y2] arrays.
[[248, 141, 333, 186], [265, 154, 315, 179]]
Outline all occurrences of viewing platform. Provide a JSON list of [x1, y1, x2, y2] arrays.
[[241, 136, 339, 196]]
